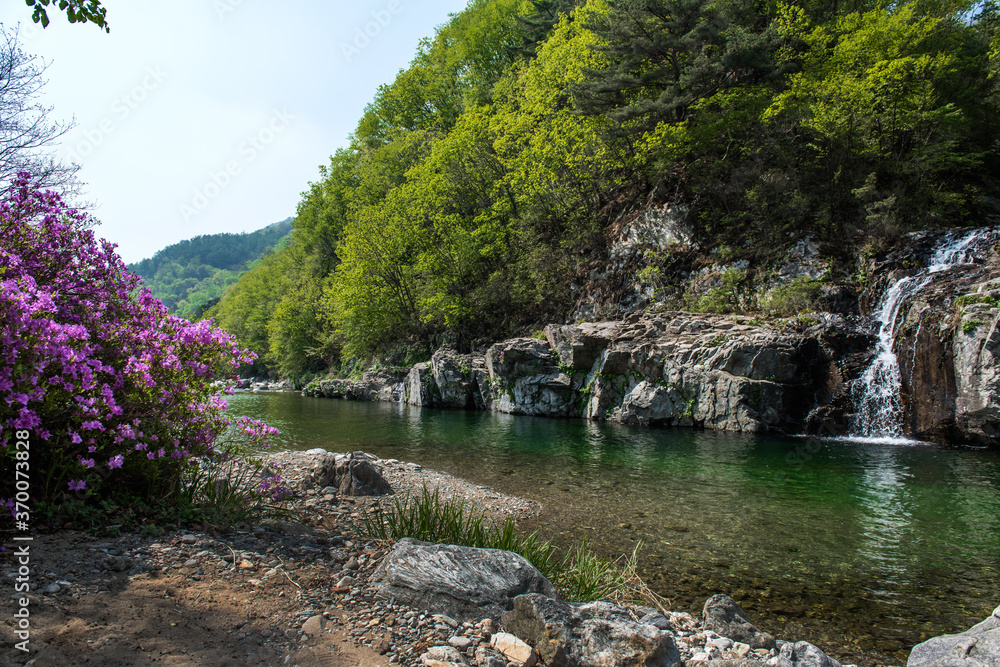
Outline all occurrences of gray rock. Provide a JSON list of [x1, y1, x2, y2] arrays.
[[907, 605, 1000, 667], [309, 453, 338, 488], [448, 635, 474, 651], [501, 593, 681, 667], [545, 322, 617, 371], [483, 338, 581, 417], [431, 350, 477, 409], [408, 362, 436, 407], [776, 641, 841, 667], [372, 538, 559, 623], [335, 453, 392, 496], [422, 645, 468, 665], [702, 594, 776, 650], [474, 646, 507, 667], [301, 614, 326, 637]]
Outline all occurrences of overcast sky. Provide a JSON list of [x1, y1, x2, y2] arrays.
[[0, 0, 469, 264]]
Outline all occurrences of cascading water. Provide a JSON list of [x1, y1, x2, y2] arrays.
[[850, 229, 994, 440]]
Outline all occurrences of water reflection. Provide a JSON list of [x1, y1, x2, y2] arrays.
[[853, 445, 914, 590], [227, 393, 999, 665]]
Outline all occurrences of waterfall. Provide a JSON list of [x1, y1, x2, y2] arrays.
[[849, 228, 993, 441]]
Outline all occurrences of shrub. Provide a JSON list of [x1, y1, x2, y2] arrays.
[[963, 320, 985, 334], [0, 176, 274, 514], [762, 276, 823, 317]]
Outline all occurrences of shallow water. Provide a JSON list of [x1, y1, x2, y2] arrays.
[[228, 392, 1000, 666]]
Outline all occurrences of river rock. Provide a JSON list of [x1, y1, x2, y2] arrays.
[[907, 604, 1000, 667], [501, 593, 681, 667], [420, 645, 469, 665], [702, 594, 776, 650], [490, 632, 539, 666], [343, 369, 407, 401], [371, 539, 559, 622], [334, 452, 392, 496], [776, 641, 841, 667]]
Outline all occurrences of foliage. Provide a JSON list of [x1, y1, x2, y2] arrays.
[[762, 276, 824, 316], [176, 418, 295, 530], [129, 219, 291, 320], [208, 0, 1000, 375], [362, 485, 643, 602], [0, 176, 283, 516], [25, 0, 108, 32]]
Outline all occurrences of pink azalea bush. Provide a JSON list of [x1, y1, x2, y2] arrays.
[[0, 175, 281, 513]]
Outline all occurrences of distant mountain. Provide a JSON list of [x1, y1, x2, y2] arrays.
[[129, 219, 293, 320]]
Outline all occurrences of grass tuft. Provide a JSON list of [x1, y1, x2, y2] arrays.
[[362, 485, 665, 605]]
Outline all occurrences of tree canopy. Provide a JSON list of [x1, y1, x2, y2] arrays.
[[209, 0, 1000, 376]]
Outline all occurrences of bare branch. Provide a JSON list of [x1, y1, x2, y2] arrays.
[[0, 26, 86, 205]]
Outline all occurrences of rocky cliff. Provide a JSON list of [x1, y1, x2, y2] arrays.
[[301, 225, 1000, 446], [304, 312, 873, 437]]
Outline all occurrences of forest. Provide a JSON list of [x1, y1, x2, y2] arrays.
[[208, 0, 1000, 377], [131, 219, 291, 319]]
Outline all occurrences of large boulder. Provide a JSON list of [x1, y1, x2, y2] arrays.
[[907, 604, 1000, 667], [304, 451, 391, 496], [336, 453, 392, 496], [501, 593, 681, 667], [371, 539, 559, 623], [484, 338, 581, 417], [702, 594, 776, 650], [430, 350, 477, 409], [407, 362, 435, 407]]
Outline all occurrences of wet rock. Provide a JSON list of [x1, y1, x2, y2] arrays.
[[501, 593, 681, 667], [907, 605, 1000, 667], [702, 595, 776, 650], [372, 538, 558, 623]]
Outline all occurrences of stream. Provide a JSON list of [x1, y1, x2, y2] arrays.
[[228, 391, 999, 666]]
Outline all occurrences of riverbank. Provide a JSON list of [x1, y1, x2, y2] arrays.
[[0, 450, 855, 667], [0, 452, 537, 667], [2, 449, 974, 667]]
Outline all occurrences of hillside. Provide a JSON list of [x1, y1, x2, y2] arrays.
[[208, 0, 1000, 377], [130, 219, 292, 320]]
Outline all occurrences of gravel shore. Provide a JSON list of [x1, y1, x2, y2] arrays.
[[0, 450, 849, 667]]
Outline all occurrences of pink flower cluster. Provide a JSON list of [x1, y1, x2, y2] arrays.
[[0, 175, 261, 497]]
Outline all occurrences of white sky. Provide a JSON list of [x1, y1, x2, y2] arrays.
[[0, 0, 470, 264]]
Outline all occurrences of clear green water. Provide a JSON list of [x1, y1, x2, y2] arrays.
[[228, 392, 1000, 666]]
